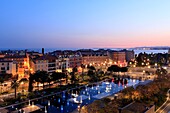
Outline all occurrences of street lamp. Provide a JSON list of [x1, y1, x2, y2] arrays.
[[155, 63, 157, 68], [142, 62, 144, 66], [143, 70, 145, 80]]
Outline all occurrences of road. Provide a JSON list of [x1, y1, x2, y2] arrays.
[[163, 102, 170, 113], [156, 89, 170, 113], [156, 100, 170, 113]]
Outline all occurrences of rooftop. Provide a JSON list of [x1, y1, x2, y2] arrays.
[[34, 54, 57, 61]]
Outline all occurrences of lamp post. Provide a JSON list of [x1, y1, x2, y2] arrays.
[[155, 63, 158, 68], [143, 70, 145, 80]]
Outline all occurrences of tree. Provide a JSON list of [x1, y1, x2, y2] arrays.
[[46, 74, 53, 88], [87, 65, 96, 71], [73, 66, 78, 73], [98, 70, 104, 77], [0, 77, 4, 94], [81, 64, 85, 74], [51, 72, 66, 85], [88, 70, 95, 76], [107, 65, 120, 75], [51, 72, 59, 81], [19, 78, 28, 94], [57, 72, 66, 85], [120, 67, 128, 75], [88, 70, 98, 82], [81, 64, 86, 80], [156, 68, 168, 78], [11, 80, 19, 99], [33, 71, 48, 90], [71, 66, 78, 84], [28, 74, 34, 92], [38, 71, 48, 89], [107, 66, 112, 72], [62, 69, 69, 83]]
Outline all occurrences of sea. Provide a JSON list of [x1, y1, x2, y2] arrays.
[[133, 49, 168, 54], [0, 48, 168, 55]]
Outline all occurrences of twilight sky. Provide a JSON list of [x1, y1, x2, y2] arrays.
[[0, 0, 170, 49]]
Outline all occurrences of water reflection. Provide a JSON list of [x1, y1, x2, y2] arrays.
[[6, 78, 139, 113]]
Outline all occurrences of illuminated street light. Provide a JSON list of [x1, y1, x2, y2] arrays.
[[163, 67, 167, 70], [143, 70, 145, 80]]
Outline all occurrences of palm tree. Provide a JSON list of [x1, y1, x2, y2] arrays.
[[71, 66, 78, 84], [11, 80, 19, 99], [28, 73, 34, 92], [0, 77, 4, 94], [65, 70, 69, 84], [81, 64, 85, 80], [19, 78, 28, 94]]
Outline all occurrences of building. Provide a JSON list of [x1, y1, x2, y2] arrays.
[[82, 55, 109, 65], [0, 60, 17, 75], [67, 54, 82, 72], [78, 49, 110, 71], [57, 57, 69, 72], [0, 53, 5, 59], [121, 50, 135, 62], [112, 51, 127, 67], [30, 55, 58, 73], [50, 50, 82, 72], [4, 54, 29, 78]]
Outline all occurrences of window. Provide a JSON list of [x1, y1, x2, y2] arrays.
[[1, 71, 6, 74], [1, 67, 5, 70], [2, 63, 4, 65], [7, 67, 9, 70]]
